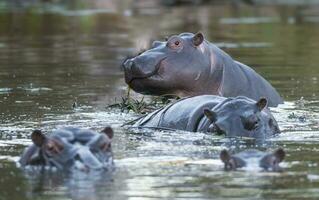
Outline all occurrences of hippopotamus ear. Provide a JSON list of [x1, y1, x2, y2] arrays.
[[31, 130, 46, 147], [256, 98, 268, 111], [101, 127, 113, 139], [220, 149, 231, 163], [273, 148, 285, 163], [203, 108, 217, 122], [192, 32, 204, 46]]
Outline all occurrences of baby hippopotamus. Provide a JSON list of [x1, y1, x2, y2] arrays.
[[220, 148, 286, 172], [123, 32, 283, 107], [19, 126, 114, 171], [134, 95, 280, 139]]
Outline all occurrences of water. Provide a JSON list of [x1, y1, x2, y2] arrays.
[[1, 0, 319, 199]]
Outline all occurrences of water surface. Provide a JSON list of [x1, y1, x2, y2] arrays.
[[1, 1, 319, 199]]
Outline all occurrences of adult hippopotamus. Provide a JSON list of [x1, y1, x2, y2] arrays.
[[220, 148, 286, 171], [133, 95, 280, 140], [123, 32, 283, 107], [19, 126, 114, 171]]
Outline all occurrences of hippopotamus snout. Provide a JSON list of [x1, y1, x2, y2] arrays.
[[123, 50, 167, 86], [123, 58, 156, 83], [240, 114, 259, 131], [123, 59, 135, 83]]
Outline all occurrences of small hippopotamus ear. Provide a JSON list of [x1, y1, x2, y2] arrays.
[[152, 40, 162, 48], [31, 130, 46, 147], [256, 97, 268, 111], [101, 127, 113, 139], [273, 148, 285, 163], [220, 149, 231, 163], [192, 32, 204, 46], [203, 108, 217, 122]]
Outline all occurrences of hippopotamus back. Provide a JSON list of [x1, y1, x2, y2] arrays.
[[123, 32, 283, 107], [137, 95, 225, 131], [134, 95, 280, 140]]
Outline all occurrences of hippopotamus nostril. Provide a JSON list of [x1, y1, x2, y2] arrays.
[[123, 59, 137, 84], [124, 57, 145, 76], [130, 61, 139, 74], [123, 59, 134, 70]]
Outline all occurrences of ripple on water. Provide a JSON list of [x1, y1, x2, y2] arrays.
[[0, 88, 12, 94], [215, 42, 273, 49], [17, 87, 53, 93], [36, 7, 115, 16], [219, 17, 279, 24], [0, 100, 318, 199]]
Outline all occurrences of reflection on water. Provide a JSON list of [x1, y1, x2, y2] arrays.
[[1, 0, 319, 199]]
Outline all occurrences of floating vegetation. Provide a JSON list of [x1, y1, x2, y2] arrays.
[[288, 112, 307, 122], [107, 87, 180, 114]]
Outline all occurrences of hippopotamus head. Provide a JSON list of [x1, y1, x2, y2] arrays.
[[123, 32, 212, 95], [220, 148, 286, 171], [203, 96, 280, 139], [19, 127, 114, 171]]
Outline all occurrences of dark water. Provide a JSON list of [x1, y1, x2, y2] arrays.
[[1, 0, 319, 199]]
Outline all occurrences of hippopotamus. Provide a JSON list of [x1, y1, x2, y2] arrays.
[[133, 95, 280, 140], [220, 148, 286, 171], [123, 32, 283, 107], [19, 126, 114, 171]]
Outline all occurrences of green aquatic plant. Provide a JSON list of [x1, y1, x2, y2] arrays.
[[107, 87, 180, 114]]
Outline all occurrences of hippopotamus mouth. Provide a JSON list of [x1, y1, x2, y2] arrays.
[[124, 57, 167, 85]]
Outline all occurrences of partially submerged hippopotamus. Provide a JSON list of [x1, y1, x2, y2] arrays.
[[220, 148, 286, 171], [19, 126, 114, 171], [133, 95, 280, 139], [123, 32, 283, 107]]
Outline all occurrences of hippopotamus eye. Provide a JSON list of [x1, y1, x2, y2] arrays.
[[167, 37, 183, 50], [170, 40, 182, 48]]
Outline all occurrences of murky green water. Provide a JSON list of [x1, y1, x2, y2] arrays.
[[1, 1, 319, 199]]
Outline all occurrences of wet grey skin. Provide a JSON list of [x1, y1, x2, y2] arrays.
[[19, 127, 114, 171], [220, 148, 286, 172], [123, 32, 283, 107], [134, 95, 280, 140]]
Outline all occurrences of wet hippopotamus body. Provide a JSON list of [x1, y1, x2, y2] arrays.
[[134, 95, 280, 139], [220, 148, 286, 171], [19, 126, 114, 171], [123, 32, 283, 107]]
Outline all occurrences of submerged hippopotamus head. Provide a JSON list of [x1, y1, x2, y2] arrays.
[[220, 148, 286, 171], [123, 32, 211, 95], [19, 127, 114, 171], [203, 97, 280, 139]]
